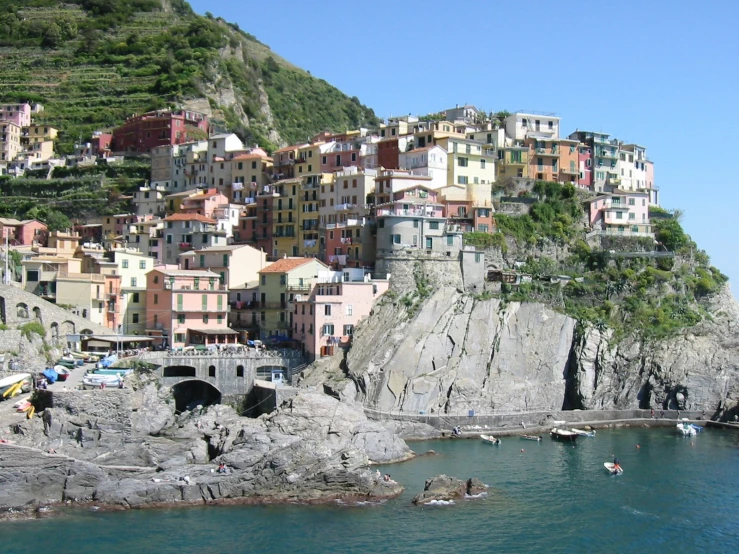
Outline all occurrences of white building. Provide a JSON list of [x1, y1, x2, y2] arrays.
[[398, 145, 448, 189], [505, 112, 560, 141]]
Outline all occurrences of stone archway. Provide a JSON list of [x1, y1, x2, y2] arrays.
[[50, 322, 60, 342], [61, 320, 75, 337], [171, 379, 221, 413], [80, 329, 93, 336], [162, 365, 196, 378], [16, 302, 29, 319], [32, 306, 42, 324]]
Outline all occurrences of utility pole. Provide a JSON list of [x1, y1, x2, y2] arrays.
[[4, 233, 9, 285]]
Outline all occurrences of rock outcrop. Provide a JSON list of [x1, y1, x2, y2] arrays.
[[310, 285, 739, 417], [412, 475, 487, 504], [0, 389, 409, 517]]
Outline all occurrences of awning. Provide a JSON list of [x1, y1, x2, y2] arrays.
[[188, 328, 239, 335], [82, 335, 156, 344]]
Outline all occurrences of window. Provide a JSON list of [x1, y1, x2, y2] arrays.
[[629, 213, 635, 220], [392, 234, 401, 245], [261, 275, 266, 285], [279, 275, 286, 285], [616, 211, 623, 219], [425, 237, 432, 249], [345, 304, 353, 316], [322, 323, 334, 336], [325, 305, 332, 316], [178, 314, 185, 324], [132, 313, 139, 324], [479, 208, 489, 217], [480, 159, 486, 169], [202, 294, 207, 310], [632, 226, 639, 233], [175, 333, 185, 343], [447, 235, 454, 246], [343, 324, 354, 336], [628, 198, 635, 206], [457, 176, 468, 184], [122, 259, 129, 269], [429, 221, 439, 230], [132, 292, 140, 303], [457, 157, 468, 167], [378, 219, 385, 228], [203, 314, 209, 324], [413, 219, 419, 228], [236, 365, 244, 377], [139, 260, 146, 269], [475, 253, 482, 263]]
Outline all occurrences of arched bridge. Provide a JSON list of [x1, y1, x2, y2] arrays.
[[139, 351, 306, 404]]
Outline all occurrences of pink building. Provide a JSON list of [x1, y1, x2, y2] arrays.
[[292, 269, 389, 359], [145, 267, 236, 348], [0, 102, 32, 127], [586, 190, 651, 236], [578, 143, 593, 188], [0, 218, 47, 245], [180, 188, 229, 218]]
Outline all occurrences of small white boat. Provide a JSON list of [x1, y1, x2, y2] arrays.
[[676, 422, 697, 436], [604, 462, 623, 475], [82, 374, 123, 389], [571, 428, 596, 437], [480, 434, 501, 445]]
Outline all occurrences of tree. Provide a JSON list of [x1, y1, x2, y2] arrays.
[[41, 22, 62, 48]]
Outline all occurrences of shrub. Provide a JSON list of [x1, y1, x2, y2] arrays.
[[20, 322, 46, 340]]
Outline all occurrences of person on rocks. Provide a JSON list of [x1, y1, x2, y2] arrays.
[[650, 408, 654, 419], [218, 463, 226, 474], [375, 469, 382, 481], [659, 409, 665, 419]]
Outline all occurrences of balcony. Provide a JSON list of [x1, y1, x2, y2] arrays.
[[287, 282, 312, 292], [178, 242, 193, 251], [174, 306, 230, 313], [262, 302, 287, 309], [335, 203, 356, 211], [376, 209, 442, 218], [595, 149, 618, 159], [535, 148, 559, 156], [560, 166, 579, 174]]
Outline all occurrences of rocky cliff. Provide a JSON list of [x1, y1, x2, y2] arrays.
[[0, 379, 410, 517], [304, 284, 739, 418]]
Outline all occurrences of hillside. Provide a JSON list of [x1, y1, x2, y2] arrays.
[[0, 0, 378, 152]]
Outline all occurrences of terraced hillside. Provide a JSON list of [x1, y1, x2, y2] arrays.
[[0, 0, 378, 152]]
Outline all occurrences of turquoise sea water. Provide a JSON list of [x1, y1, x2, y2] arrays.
[[2, 427, 739, 553]]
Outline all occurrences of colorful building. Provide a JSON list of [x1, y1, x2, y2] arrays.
[[145, 267, 234, 348], [112, 109, 209, 153], [257, 257, 328, 340], [292, 269, 389, 359], [586, 190, 652, 237]]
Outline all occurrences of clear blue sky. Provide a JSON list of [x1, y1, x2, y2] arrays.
[[190, 0, 739, 286]]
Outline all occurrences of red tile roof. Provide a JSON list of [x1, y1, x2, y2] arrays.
[[232, 153, 272, 161], [258, 257, 323, 274], [162, 213, 216, 224]]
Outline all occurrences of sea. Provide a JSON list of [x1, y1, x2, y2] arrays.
[[2, 426, 739, 553]]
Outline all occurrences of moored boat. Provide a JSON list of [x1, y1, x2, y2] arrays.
[[571, 428, 596, 437], [604, 462, 623, 475], [480, 434, 501, 445], [521, 435, 542, 441], [676, 422, 696, 436], [550, 428, 578, 441]]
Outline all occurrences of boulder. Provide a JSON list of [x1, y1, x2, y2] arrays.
[[412, 474, 487, 505]]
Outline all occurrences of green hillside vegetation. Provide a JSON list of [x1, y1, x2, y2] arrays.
[[0, 0, 378, 152], [492, 182, 727, 341]]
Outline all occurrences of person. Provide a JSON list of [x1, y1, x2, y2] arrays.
[[218, 463, 226, 474], [659, 409, 664, 419], [612, 457, 621, 473], [650, 408, 654, 419]]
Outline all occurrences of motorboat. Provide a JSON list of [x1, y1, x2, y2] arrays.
[[550, 428, 578, 441], [89, 368, 133, 377], [604, 462, 623, 475], [480, 434, 501, 445], [681, 418, 704, 433], [676, 422, 697, 436], [571, 428, 596, 437], [521, 435, 542, 441]]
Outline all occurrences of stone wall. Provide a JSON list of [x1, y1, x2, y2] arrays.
[[376, 252, 463, 293], [0, 284, 111, 342]]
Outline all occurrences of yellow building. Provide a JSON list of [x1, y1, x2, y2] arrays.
[[272, 178, 301, 258], [411, 121, 466, 150], [298, 173, 324, 258], [496, 145, 530, 179], [435, 136, 496, 187], [257, 257, 328, 339], [22, 124, 58, 145], [231, 151, 273, 203]]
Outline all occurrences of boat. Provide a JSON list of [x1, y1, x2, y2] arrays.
[[521, 435, 542, 441], [55, 359, 76, 370], [89, 368, 133, 377], [0, 373, 32, 399], [676, 422, 697, 436], [604, 462, 623, 475], [571, 428, 596, 437], [681, 418, 704, 433], [82, 374, 123, 389], [550, 428, 578, 441], [480, 434, 501, 445]]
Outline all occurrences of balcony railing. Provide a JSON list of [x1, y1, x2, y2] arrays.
[[335, 203, 356, 211], [376, 209, 442, 218]]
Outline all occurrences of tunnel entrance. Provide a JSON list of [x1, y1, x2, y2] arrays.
[[171, 380, 222, 413]]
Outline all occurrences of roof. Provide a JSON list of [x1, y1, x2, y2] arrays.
[[232, 153, 272, 161], [154, 268, 220, 277], [82, 335, 155, 343], [162, 213, 216, 224], [258, 257, 324, 274], [192, 244, 262, 253], [165, 190, 200, 198], [0, 217, 21, 225], [188, 328, 239, 335], [274, 143, 305, 153]]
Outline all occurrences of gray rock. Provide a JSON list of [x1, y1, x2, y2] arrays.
[[412, 474, 486, 505]]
